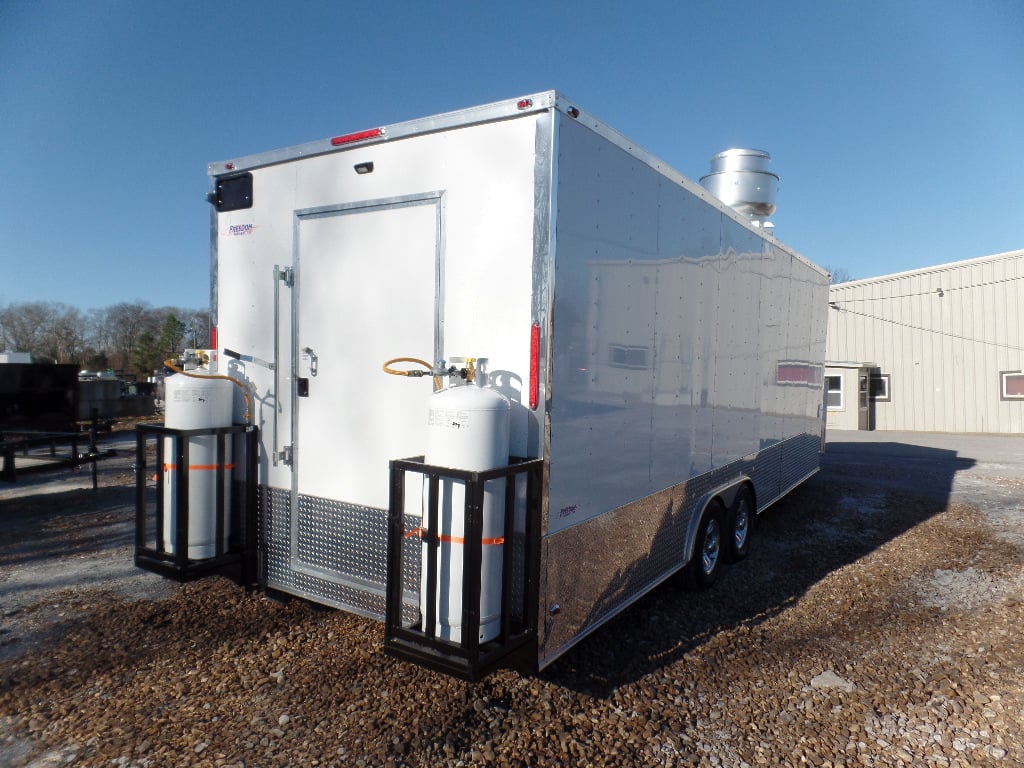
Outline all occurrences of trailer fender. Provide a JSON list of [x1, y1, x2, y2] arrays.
[[683, 477, 755, 566]]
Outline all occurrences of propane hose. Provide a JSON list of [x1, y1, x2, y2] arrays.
[[382, 357, 442, 389], [164, 358, 253, 424]]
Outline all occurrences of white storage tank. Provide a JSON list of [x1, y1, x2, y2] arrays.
[[422, 362, 510, 644], [162, 372, 234, 559]]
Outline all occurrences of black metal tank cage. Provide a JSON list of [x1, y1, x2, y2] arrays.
[[384, 456, 543, 681], [134, 424, 258, 586]]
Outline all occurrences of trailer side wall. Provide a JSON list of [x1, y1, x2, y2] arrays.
[[538, 114, 827, 665]]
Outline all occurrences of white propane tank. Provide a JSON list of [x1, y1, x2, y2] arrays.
[[422, 361, 510, 644], [162, 372, 234, 559]]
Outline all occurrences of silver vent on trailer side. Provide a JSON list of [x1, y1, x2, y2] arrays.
[[699, 148, 778, 229]]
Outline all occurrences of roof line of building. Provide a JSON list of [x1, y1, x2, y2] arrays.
[[833, 248, 1024, 288]]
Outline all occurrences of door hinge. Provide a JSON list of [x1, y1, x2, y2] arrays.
[[278, 445, 293, 466], [276, 266, 294, 288]]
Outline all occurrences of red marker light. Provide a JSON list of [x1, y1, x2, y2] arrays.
[[517, 99, 533, 110], [330, 127, 384, 146], [529, 323, 540, 410], [211, 325, 218, 351], [567, 107, 580, 119], [225, 163, 235, 170]]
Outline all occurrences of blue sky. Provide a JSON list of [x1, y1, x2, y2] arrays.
[[2, 0, 1022, 309]]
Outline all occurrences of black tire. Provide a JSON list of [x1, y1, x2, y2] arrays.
[[725, 485, 754, 563], [688, 499, 725, 590]]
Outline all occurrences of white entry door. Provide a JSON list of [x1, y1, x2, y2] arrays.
[[292, 195, 442, 510]]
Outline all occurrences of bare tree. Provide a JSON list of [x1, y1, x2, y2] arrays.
[[41, 304, 85, 363], [105, 302, 155, 372], [85, 307, 115, 358], [0, 302, 52, 358], [0, 300, 210, 375]]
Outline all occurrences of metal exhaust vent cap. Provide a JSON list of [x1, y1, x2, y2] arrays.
[[699, 148, 778, 219]]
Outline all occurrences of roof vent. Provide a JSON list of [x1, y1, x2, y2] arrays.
[[699, 148, 778, 227]]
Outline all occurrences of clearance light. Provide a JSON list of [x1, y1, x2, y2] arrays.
[[211, 326, 218, 351], [517, 99, 533, 110], [331, 127, 384, 146], [567, 107, 580, 118], [529, 323, 540, 410]]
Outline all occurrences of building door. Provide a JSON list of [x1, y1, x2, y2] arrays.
[[857, 371, 872, 430]]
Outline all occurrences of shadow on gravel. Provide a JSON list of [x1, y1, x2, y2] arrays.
[[0, 485, 136, 566], [542, 441, 975, 697]]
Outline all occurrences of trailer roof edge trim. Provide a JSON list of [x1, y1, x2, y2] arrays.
[[207, 90, 560, 176]]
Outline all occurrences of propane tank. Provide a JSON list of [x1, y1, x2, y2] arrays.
[[422, 358, 510, 644], [162, 371, 234, 559]]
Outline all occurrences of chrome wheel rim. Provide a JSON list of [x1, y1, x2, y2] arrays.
[[702, 518, 721, 575], [733, 499, 750, 550]]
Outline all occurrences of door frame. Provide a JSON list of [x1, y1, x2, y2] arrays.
[[287, 191, 446, 591]]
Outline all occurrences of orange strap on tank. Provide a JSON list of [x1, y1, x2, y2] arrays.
[[404, 527, 504, 545], [163, 463, 236, 472]]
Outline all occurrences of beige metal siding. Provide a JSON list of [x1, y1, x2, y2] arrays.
[[826, 250, 1024, 433]]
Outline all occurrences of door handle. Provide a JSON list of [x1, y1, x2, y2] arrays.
[[303, 347, 319, 377]]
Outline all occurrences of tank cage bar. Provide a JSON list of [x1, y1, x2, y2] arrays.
[[134, 424, 259, 585], [384, 456, 543, 681]]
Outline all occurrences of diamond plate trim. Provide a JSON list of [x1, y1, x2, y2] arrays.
[[258, 485, 420, 621], [538, 432, 821, 667]]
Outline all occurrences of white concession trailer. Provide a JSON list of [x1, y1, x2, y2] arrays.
[[135, 92, 829, 679]]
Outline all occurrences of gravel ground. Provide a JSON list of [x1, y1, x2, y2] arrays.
[[1, 430, 1023, 767]]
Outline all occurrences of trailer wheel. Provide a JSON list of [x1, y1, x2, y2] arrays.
[[725, 485, 754, 563], [689, 500, 725, 590]]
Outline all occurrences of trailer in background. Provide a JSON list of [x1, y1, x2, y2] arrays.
[[135, 92, 829, 679], [0, 362, 78, 432], [0, 360, 116, 485], [77, 373, 156, 422]]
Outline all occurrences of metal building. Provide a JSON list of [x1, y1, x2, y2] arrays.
[[825, 249, 1024, 433]]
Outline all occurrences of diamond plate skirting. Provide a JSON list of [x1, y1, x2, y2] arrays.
[[257, 486, 421, 620]]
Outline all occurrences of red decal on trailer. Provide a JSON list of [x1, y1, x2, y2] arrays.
[[529, 323, 540, 410]]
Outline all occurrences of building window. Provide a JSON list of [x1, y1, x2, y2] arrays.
[[870, 373, 891, 402], [1000, 371, 1024, 400], [608, 344, 649, 369], [826, 375, 843, 410]]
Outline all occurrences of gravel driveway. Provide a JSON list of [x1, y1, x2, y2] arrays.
[[1, 429, 1022, 767]]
